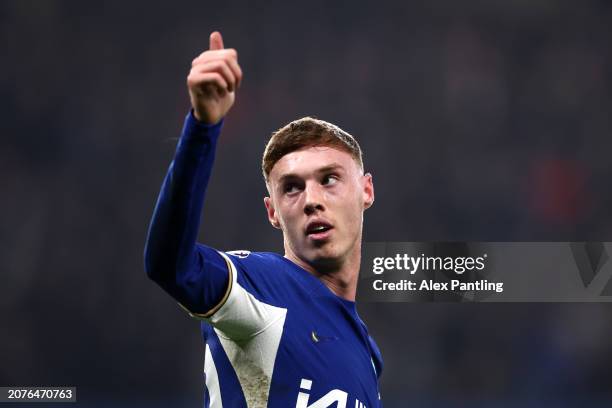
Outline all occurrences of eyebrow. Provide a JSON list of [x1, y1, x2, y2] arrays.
[[277, 163, 345, 185]]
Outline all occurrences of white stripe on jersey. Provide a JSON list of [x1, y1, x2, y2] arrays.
[[204, 344, 223, 407], [208, 252, 288, 407]]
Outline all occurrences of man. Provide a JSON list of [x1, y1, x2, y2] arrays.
[[144, 31, 382, 408]]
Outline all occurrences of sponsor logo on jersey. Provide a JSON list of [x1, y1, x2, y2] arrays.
[[295, 379, 366, 408]]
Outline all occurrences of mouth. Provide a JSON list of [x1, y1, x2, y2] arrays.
[[305, 220, 334, 241]]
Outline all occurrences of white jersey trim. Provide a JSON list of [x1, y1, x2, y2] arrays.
[[209, 251, 288, 407], [204, 343, 223, 408]]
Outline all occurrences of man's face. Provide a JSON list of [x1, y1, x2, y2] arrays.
[[264, 146, 374, 271]]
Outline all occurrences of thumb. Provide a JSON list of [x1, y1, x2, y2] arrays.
[[209, 31, 224, 50]]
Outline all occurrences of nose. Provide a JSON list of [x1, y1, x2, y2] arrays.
[[303, 181, 325, 215]]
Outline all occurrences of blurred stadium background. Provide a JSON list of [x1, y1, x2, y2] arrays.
[[2, 0, 612, 406]]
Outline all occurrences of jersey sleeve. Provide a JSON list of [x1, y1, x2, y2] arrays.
[[144, 111, 231, 316], [193, 251, 289, 341]]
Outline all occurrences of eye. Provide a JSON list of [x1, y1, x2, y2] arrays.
[[283, 182, 302, 194], [322, 174, 339, 186]]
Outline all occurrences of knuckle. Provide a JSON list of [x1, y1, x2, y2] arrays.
[[203, 60, 218, 70], [216, 62, 231, 75]]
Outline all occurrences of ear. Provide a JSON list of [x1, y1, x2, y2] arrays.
[[362, 173, 375, 210], [264, 196, 281, 229]]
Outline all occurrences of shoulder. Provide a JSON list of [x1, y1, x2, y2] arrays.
[[223, 250, 298, 278], [219, 250, 305, 302], [223, 250, 283, 270], [368, 334, 384, 379]]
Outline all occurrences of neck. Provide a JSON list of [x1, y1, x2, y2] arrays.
[[284, 240, 362, 302]]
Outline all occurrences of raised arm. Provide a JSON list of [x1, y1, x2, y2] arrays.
[[144, 31, 243, 316]]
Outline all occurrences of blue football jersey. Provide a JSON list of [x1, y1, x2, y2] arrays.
[[144, 111, 383, 408], [195, 250, 383, 408]]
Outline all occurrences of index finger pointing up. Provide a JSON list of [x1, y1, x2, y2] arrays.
[[209, 31, 224, 50]]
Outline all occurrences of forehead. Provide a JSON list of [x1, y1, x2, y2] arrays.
[[268, 146, 359, 181]]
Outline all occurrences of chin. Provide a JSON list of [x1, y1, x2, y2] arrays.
[[306, 248, 344, 271]]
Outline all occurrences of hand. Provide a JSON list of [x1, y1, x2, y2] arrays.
[[187, 31, 243, 124]]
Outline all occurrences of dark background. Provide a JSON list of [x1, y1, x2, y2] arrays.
[[2, 0, 612, 406]]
